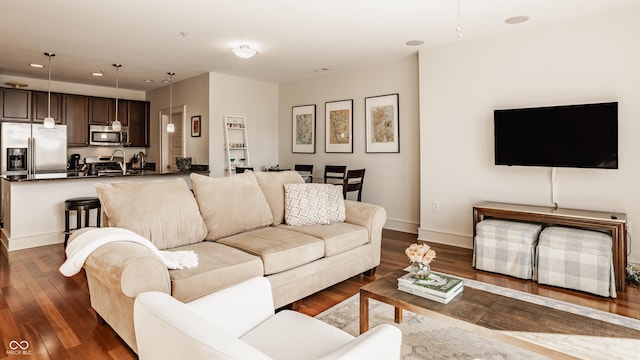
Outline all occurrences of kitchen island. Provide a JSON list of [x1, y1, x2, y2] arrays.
[[0, 169, 209, 255]]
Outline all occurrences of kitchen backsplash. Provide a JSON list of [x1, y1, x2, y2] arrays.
[[67, 147, 148, 166]]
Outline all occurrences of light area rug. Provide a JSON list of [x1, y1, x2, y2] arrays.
[[464, 278, 640, 359], [315, 279, 640, 360]]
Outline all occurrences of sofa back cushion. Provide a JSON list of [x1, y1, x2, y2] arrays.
[[191, 172, 273, 240], [253, 171, 305, 225], [95, 178, 207, 250]]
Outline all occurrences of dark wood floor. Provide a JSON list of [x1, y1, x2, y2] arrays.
[[1, 229, 639, 359]]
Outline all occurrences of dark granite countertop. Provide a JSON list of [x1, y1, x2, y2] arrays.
[[1, 169, 209, 182]]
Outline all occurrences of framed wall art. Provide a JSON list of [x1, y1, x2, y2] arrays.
[[365, 93, 399, 153], [325, 99, 353, 153], [191, 115, 201, 137], [292, 104, 316, 153]]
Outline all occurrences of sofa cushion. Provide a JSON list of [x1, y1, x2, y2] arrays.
[[168, 242, 264, 303], [95, 178, 207, 250], [254, 171, 305, 225], [278, 222, 368, 257], [217, 227, 325, 275], [191, 172, 273, 240]]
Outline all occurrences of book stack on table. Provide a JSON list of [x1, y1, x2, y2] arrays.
[[397, 271, 464, 304]]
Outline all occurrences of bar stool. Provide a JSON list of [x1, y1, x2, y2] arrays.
[[64, 197, 101, 247]]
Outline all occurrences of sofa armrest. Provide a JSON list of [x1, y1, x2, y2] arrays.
[[84, 241, 171, 298], [345, 200, 386, 246], [318, 324, 402, 360]]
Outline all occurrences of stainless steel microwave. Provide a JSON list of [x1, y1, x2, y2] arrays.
[[89, 125, 129, 146]]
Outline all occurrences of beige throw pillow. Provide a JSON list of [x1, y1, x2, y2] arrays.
[[284, 183, 346, 226], [254, 170, 305, 225], [94, 178, 207, 250], [190, 172, 273, 240]]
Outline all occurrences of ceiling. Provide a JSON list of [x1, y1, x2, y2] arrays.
[[1, 0, 638, 91]]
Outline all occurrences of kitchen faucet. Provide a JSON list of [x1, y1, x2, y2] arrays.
[[110, 148, 126, 175]]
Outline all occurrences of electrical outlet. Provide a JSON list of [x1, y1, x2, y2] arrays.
[[432, 201, 440, 211]]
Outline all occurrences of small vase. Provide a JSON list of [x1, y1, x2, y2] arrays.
[[409, 262, 431, 280]]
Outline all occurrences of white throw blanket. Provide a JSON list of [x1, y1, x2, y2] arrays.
[[59, 227, 198, 277]]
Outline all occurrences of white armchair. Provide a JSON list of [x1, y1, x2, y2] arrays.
[[134, 277, 402, 360]]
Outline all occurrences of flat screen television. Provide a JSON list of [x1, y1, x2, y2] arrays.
[[494, 102, 618, 169]]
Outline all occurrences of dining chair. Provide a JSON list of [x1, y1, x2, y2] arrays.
[[295, 164, 314, 183], [343, 168, 366, 201], [294, 164, 313, 173], [323, 165, 347, 185]]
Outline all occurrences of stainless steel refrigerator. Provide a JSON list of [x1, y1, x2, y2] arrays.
[[1, 122, 68, 175]]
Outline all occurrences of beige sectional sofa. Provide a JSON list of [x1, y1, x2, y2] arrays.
[[70, 170, 386, 353]]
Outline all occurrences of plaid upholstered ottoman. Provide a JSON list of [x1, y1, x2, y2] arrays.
[[537, 227, 616, 297], [473, 219, 542, 279]]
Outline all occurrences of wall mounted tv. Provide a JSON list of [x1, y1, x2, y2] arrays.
[[494, 102, 618, 169]]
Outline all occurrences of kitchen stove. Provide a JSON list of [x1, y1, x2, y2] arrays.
[[84, 156, 125, 176]]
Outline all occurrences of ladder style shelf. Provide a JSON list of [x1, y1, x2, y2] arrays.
[[224, 115, 250, 176]]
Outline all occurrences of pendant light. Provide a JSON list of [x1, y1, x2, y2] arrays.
[[167, 72, 175, 133], [111, 64, 122, 131], [43, 52, 56, 129], [456, 0, 463, 38]]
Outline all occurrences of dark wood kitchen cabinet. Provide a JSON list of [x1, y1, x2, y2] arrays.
[[63, 94, 89, 146], [2, 88, 149, 148], [128, 100, 150, 147], [32, 91, 63, 124], [89, 97, 111, 125], [0, 88, 31, 122], [116, 99, 129, 127], [90, 97, 129, 126]]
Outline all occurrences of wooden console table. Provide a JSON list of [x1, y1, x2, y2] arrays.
[[473, 201, 627, 292]]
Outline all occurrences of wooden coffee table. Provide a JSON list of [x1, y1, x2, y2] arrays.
[[359, 270, 640, 343]]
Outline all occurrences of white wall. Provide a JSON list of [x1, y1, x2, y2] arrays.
[[146, 73, 210, 166], [210, 73, 279, 177], [419, 6, 640, 263], [278, 55, 420, 233]]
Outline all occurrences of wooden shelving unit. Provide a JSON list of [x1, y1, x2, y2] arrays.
[[224, 115, 250, 176]]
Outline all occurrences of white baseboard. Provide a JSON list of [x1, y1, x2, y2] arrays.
[[4, 231, 63, 252], [418, 228, 473, 249], [384, 219, 419, 234]]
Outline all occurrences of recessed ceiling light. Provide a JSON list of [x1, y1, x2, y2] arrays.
[[314, 68, 330, 72], [161, 79, 170, 83], [5, 82, 28, 88], [505, 16, 529, 25], [30, 63, 44, 68], [405, 40, 424, 46], [143, 79, 154, 83], [91, 71, 104, 77]]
